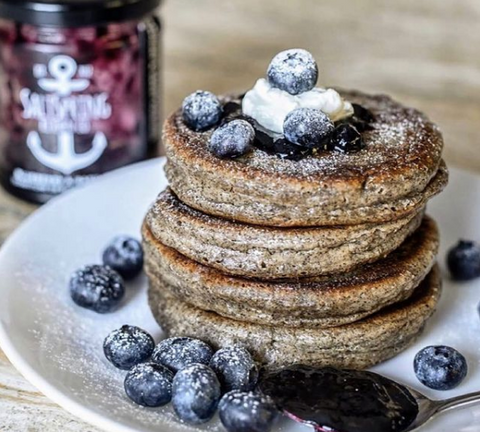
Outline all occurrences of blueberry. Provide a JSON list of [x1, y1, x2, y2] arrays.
[[284, 108, 334, 148], [69, 265, 125, 314], [267, 49, 318, 95], [210, 345, 259, 392], [414, 346, 468, 390], [219, 391, 279, 432], [209, 119, 254, 159], [182, 90, 223, 131], [102, 236, 144, 280], [329, 123, 364, 153], [124, 362, 174, 407], [103, 325, 155, 370], [172, 363, 221, 425], [152, 337, 214, 373], [447, 240, 480, 281]]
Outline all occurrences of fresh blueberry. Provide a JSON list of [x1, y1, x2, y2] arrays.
[[210, 345, 259, 392], [329, 123, 364, 153], [414, 346, 468, 390], [69, 265, 125, 314], [124, 362, 174, 407], [267, 49, 318, 95], [103, 325, 155, 370], [182, 90, 223, 131], [209, 119, 254, 159], [284, 108, 334, 148], [447, 240, 480, 281], [219, 390, 279, 432], [152, 337, 214, 373], [102, 236, 144, 280], [172, 363, 221, 425]]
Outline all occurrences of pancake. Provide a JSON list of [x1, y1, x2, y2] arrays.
[[164, 90, 447, 227], [146, 187, 424, 279], [143, 216, 439, 328], [148, 266, 442, 370]]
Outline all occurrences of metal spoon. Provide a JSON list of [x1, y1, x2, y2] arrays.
[[405, 386, 480, 431]]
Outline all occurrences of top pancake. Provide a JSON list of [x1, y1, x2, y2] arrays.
[[164, 90, 446, 227]]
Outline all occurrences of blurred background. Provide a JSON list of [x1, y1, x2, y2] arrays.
[[163, 0, 480, 172]]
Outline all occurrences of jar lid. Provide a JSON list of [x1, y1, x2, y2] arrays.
[[0, 0, 161, 27]]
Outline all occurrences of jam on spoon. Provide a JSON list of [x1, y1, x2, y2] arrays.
[[259, 365, 419, 432]]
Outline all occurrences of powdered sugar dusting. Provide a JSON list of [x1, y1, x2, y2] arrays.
[[17, 257, 223, 431]]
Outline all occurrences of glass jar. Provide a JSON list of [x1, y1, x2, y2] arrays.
[[0, 0, 162, 203]]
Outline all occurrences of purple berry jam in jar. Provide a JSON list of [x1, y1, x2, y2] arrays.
[[0, 0, 162, 203]]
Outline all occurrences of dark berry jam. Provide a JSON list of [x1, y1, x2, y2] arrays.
[[0, 1, 161, 203], [224, 99, 374, 161], [253, 124, 313, 161], [329, 123, 364, 153], [349, 102, 375, 132], [259, 366, 419, 432]]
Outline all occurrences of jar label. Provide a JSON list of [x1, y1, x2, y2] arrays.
[[20, 55, 110, 175], [0, 18, 162, 203]]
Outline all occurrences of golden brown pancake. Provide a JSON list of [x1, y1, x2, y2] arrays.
[[143, 217, 439, 328], [148, 266, 442, 370], [164, 91, 447, 227], [146, 187, 425, 279]]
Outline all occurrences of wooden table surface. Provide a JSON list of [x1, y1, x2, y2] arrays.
[[1, 0, 479, 430]]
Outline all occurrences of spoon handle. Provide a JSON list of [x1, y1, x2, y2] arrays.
[[436, 391, 480, 414]]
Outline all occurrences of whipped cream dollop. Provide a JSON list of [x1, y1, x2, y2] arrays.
[[242, 78, 353, 134]]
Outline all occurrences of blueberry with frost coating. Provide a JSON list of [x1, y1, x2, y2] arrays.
[[69, 265, 125, 313], [414, 346, 468, 390], [152, 337, 214, 372], [124, 362, 174, 407], [267, 49, 318, 95], [209, 119, 254, 159], [284, 107, 334, 148], [447, 240, 480, 281], [219, 390, 279, 432], [209, 345, 259, 392], [172, 363, 221, 425], [182, 90, 223, 131], [102, 236, 144, 280], [103, 325, 155, 370]]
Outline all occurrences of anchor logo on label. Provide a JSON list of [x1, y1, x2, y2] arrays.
[[26, 55, 108, 175], [37, 55, 90, 96]]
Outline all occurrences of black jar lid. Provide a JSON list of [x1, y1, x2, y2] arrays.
[[0, 0, 161, 27]]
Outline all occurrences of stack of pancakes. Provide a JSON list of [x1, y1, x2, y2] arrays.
[[144, 90, 448, 370]]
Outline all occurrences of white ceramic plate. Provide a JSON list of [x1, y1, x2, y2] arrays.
[[0, 158, 480, 432]]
